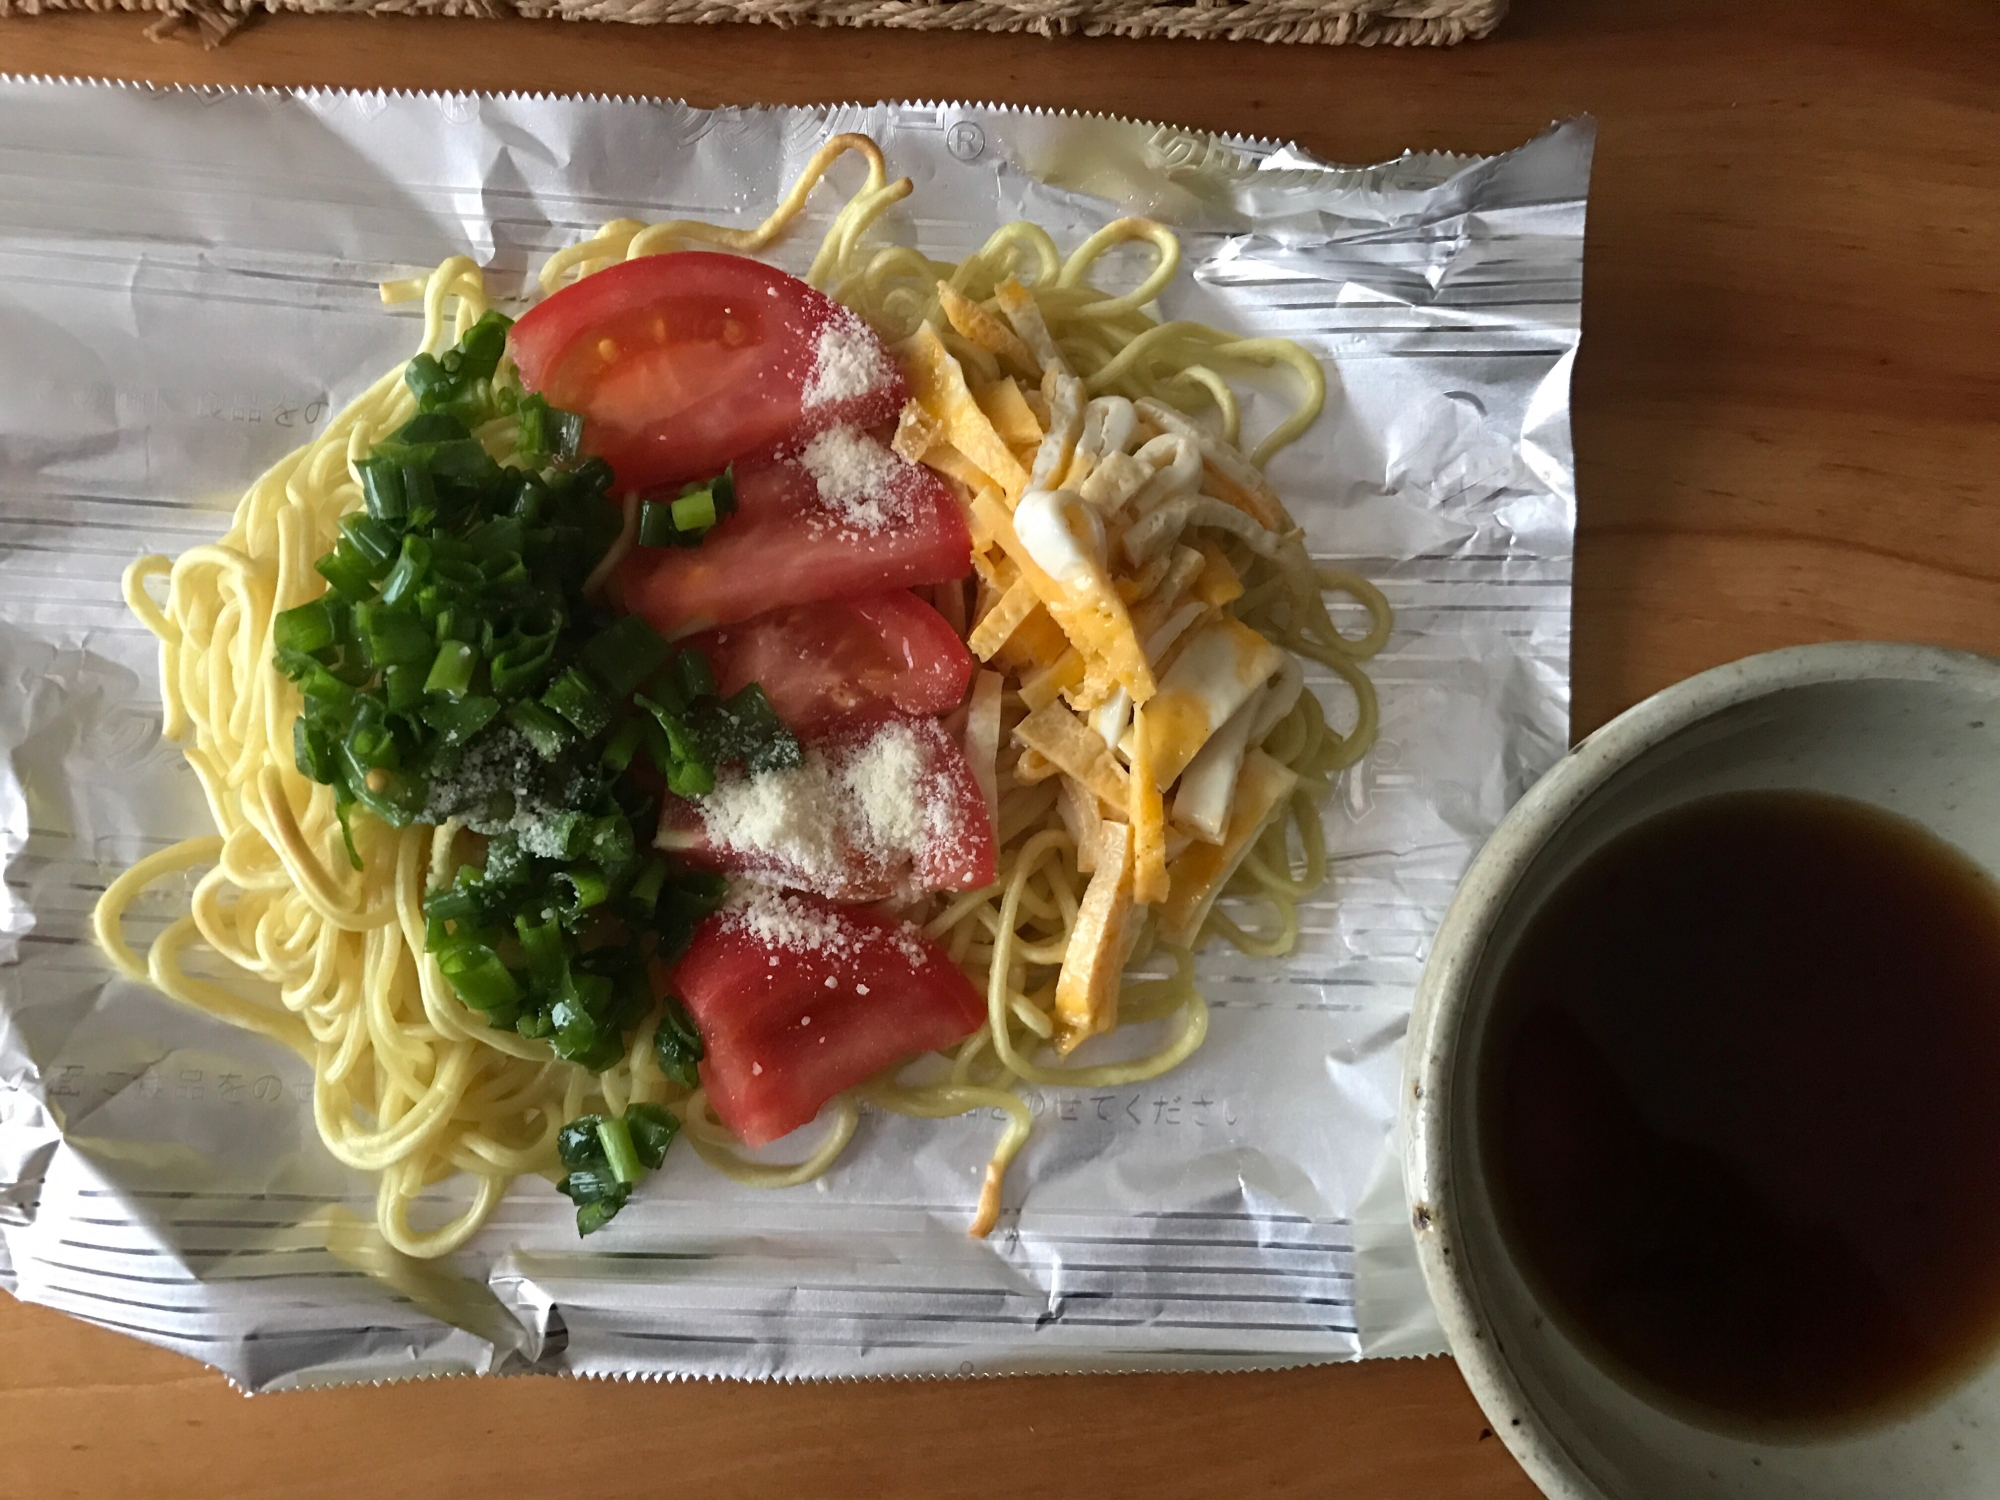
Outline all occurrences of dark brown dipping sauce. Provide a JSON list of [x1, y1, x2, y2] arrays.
[[1482, 789, 2000, 1430]]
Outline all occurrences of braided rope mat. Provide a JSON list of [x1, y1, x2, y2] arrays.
[[3, 0, 1507, 46]]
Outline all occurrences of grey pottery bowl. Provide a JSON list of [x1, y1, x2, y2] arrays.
[[1403, 642, 2000, 1500]]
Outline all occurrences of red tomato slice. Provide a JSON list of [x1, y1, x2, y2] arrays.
[[615, 440, 972, 639], [657, 714, 996, 900], [508, 252, 906, 492], [686, 592, 973, 736], [672, 893, 986, 1146]]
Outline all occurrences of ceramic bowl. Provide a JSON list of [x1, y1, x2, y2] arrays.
[[1403, 641, 2000, 1500]]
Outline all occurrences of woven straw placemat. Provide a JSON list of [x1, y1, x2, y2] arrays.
[[3, 0, 1507, 47]]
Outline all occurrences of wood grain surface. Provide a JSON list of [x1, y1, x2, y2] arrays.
[[2, 2, 1996, 1495]]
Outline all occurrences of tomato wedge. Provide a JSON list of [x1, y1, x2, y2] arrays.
[[508, 252, 906, 492], [657, 714, 996, 900], [672, 893, 986, 1146], [615, 439, 972, 639], [685, 592, 973, 736]]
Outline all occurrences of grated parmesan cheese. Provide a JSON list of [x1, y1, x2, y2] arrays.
[[803, 310, 893, 410], [723, 883, 858, 955], [686, 719, 973, 902], [721, 881, 933, 973], [798, 427, 911, 533]]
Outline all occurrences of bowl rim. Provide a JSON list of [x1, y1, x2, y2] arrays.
[[1401, 640, 2000, 1500]]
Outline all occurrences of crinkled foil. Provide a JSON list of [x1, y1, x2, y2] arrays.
[[0, 77, 1590, 1388]]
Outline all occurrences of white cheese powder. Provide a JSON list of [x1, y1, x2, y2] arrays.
[[695, 720, 965, 901], [798, 427, 910, 533], [803, 310, 893, 410]]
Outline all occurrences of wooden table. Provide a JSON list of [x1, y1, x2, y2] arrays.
[[3, 2, 1996, 1495]]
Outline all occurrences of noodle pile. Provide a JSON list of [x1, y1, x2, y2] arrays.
[[94, 135, 1387, 1257]]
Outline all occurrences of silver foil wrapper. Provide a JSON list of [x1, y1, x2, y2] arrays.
[[0, 77, 1591, 1388]]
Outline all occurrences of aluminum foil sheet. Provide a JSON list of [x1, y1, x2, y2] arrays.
[[0, 77, 1591, 1388]]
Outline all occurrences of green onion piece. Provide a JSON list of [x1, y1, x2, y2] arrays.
[[315, 546, 378, 600], [505, 699, 573, 759], [456, 310, 512, 381], [419, 692, 499, 746], [489, 625, 559, 697], [516, 394, 554, 460], [601, 716, 644, 773], [292, 717, 337, 784], [423, 881, 485, 925], [637, 499, 681, 549], [674, 647, 717, 702], [671, 487, 718, 534], [333, 798, 362, 871], [516, 912, 568, 990], [401, 460, 438, 522], [627, 859, 667, 912], [581, 615, 670, 698], [635, 693, 715, 798], [584, 816, 636, 872], [424, 640, 477, 697], [437, 942, 521, 1011], [344, 699, 399, 770], [392, 411, 471, 446], [339, 513, 400, 570], [542, 666, 613, 738], [557, 867, 612, 917], [273, 600, 336, 656], [596, 1116, 644, 1187], [652, 996, 705, 1090], [361, 610, 435, 669], [404, 353, 453, 410], [557, 1164, 623, 1205], [384, 662, 428, 712], [692, 682, 803, 775], [557, 1115, 608, 1171], [625, 1103, 679, 1170], [378, 535, 432, 607], [573, 1195, 626, 1235], [358, 456, 407, 522], [710, 467, 737, 518]]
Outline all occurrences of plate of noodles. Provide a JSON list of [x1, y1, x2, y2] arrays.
[[91, 131, 1389, 1261], [0, 83, 1586, 1383]]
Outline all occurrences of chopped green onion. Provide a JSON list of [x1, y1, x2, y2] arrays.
[[689, 682, 800, 776], [516, 912, 568, 990], [627, 859, 667, 912], [419, 692, 499, 745], [436, 942, 521, 1011], [401, 459, 438, 521], [556, 866, 612, 917], [292, 717, 337, 783], [652, 996, 705, 1090], [581, 614, 671, 698], [636, 694, 715, 799], [378, 536, 432, 607], [315, 546, 378, 601], [542, 666, 613, 738], [625, 1103, 679, 1170], [557, 1115, 607, 1171], [597, 1115, 644, 1187], [340, 513, 400, 570], [671, 486, 718, 534], [358, 456, 407, 522], [273, 599, 337, 656], [637, 498, 682, 549], [505, 699, 573, 759], [675, 648, 717, 702], [601, 716, 644, 773], [424, 639, 477, 697], [384, 662, 428, 712]]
